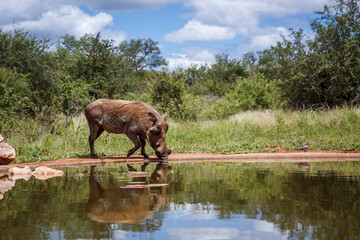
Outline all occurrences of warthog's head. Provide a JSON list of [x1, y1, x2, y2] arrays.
[[147, 113, 171, 159]]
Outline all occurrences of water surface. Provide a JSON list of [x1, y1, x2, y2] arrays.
[[1, 161, 360, 239]]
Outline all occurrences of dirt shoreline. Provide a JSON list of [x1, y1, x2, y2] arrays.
[[2, 150, 360, 172]]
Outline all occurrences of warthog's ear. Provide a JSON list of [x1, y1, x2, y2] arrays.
[[163, 114, 169, 121], [149, 112, 157, 123]]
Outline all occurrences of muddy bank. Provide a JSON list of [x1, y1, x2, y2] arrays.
[[1, 151, 360, 173]]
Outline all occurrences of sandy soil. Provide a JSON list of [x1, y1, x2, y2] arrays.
[[1, 150, 360, 173]]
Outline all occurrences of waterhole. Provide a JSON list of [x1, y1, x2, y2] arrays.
[[1, 161, 360, 239]]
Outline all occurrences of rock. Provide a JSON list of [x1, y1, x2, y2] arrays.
[[9, 166, 32, 181], [9, 166, 32, 175], [0, 175, 15, 200], [32, 166, 64, 180], [0, 135, 16, 165]]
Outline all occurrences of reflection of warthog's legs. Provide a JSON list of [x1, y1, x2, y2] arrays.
[[127, 162, 150, 172], [90, 166, 96, 178], [141, 162, 149, 171], [127, 164, 137, 172]]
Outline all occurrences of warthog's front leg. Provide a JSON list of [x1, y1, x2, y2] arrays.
[[139, 136, 149, 158], [125, 133, 141, 157]]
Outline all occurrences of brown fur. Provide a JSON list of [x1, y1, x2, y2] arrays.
[[85, 99, 171, 159], [86, 163, 171, 223]]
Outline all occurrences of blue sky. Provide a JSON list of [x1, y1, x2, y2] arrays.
[[0, 0, 329, 69]]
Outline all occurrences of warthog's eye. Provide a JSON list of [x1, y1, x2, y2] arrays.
[[150, 124, 161, 134]]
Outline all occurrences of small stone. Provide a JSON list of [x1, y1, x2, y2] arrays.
[[9, 166, 32, 181], [32, 166, 64, 180], [0, 138, 16, 165], [0, 176, 15, 195]]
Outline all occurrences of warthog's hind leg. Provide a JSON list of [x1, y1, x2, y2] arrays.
[[88, 123, 104, 158]]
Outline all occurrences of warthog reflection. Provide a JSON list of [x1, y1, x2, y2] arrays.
[[86, 162, 172, 224]]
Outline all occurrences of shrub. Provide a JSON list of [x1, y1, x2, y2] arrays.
[[202, 74, 283, 119]]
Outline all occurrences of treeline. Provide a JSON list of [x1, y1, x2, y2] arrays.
[[1, 0, 360, 129]]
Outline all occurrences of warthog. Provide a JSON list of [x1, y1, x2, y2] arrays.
[[85, 99, 171, 159]]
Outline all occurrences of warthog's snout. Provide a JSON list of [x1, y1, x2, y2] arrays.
[[156, 148, 172, 160]]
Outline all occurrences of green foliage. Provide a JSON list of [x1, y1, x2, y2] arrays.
[[202, 74, 282, 119], [0, 29, 60, 112], [0, 68, 31, 128], [58, 33, 119, 99], [259, 0, 360, 108], [206, 52, 248, 96], [0, 29, 168, 122], [59, 77, 90, 115], [57, 34, 166, 100], [150, 71, 200, 120], [181, 53, 248, 97], [118, 38, 166, 71]]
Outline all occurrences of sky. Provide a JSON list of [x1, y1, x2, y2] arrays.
[[0, 0, 330, 69]]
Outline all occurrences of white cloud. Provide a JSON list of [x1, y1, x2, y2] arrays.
[[164, 19, 236, 43], [249, 27, 289, 50], [166, 53, 208, 70], [166, 47, 216, 70], [101, 29, 127, 45], [1, 5, 126, 41], [165, 0, 327, 43], [0, 1, 128, 41], [191, 49, 215, 62], [0, 0, 56, 24], [17, 6, 112, 37]]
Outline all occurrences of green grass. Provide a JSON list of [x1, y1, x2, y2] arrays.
[[3, 108, 360, 163]]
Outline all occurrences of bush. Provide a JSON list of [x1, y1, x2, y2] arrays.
[[0, 68, 32, 129], [202, 74, 283, 119]]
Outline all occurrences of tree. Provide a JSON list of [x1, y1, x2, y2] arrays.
[[309, 0, 360, 106], [117, 38, 166, 72], [207, 52, 248, 96], [150, 71, 185, 119], [0, 68, 31, 129], [57, 34, 166, 100], [259, 0, 360, 108], [0, 29, 59, 112]]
